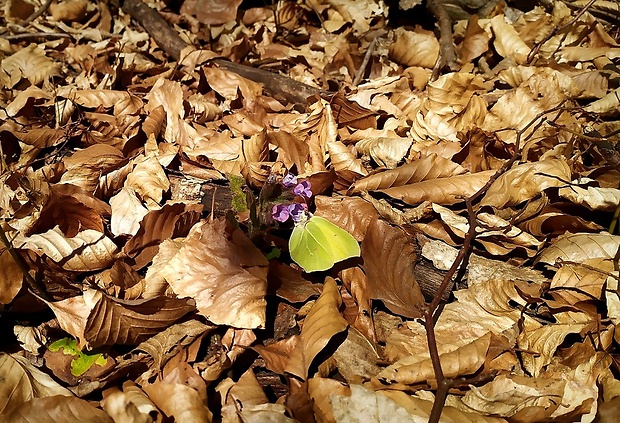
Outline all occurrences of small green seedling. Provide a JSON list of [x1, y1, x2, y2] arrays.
[[48, 338, 107, 377]]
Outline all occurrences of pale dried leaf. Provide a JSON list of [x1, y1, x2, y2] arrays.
[[160, 219, 268, 329], [285, 278, 349, 380], [125, 156, 170, 208], [1, 44, 60, 87], [537, 232, 620, 265], [377, 332, 491, 385], [558, 182, 620, 211], [379, 170, 494, 205], [461, 374, 566, 422], [143, 382, 212, 423], [488, 15, 531, 64], [0, 353, 73, 416], [0, 247, 23, 305], [355, 137, 412, 169], [15, 227, 118, 271], [389, 28, 439, 68], [110, 188, 149, 237], [3, 395, 114, 423], [351, 154, 467, 193], [481, 159, 571, 208]]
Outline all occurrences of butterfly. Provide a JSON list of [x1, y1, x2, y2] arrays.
[[289, 215, 360, 272]]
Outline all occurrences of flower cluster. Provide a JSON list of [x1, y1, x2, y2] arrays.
[[272, 173, 313, 223]]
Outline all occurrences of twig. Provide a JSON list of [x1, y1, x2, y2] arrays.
[[423, 104, 567, 423], [2, 32, 72, 41], [22, 0, 54, 25], [352, 36, 378, 87], [426, 0, 459, 79]]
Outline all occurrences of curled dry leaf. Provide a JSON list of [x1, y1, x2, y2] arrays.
[[3, 395, 114, 423], [143, 382, 213, 423], [487, 15, 531, 64], [15, 226, 118, 271], [377, 332, 491, 385], [285, 278, 349, 380], [537, 232, 620, 265], [125, 155, 170, 208], [49, 0, 89, 22], [355, 137, 412, 169], [0, 247, 24, 305], [548, 259, 613, 305], [0, 353, 73, 416], [1, 44, 60, 88], [389, 27, 439, 68], [481, 159, 572, 208], [558, 184, 620, 211], [159, 219, 268, 329], [517, 311, 592, 377], [379, 170, 495, 206], [350, 153, 467, 193], [362, 217, 426, 318], [109, 188, 149, 237]]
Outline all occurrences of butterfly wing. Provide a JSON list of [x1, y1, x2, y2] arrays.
[[289, 216, 360, 272]]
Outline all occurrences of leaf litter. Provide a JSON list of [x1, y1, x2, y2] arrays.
[[1, 0, 620, 422]]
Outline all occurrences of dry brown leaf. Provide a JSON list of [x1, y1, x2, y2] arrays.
[[355, 137, 411, 169], [15, 227, 118, 272], [558, 184, 620, 211], [109, 188, 149, 237], [389, 28, 439, 68], [378, 170, 494, 206], [101, 382, 157, 423], [143, 382, 212, 423], [377, 332, 491, 385], [181, 0, 242, 25], [481, 159, 571, 208], [123, 202, 203, 270], [461, 374, 565, 422], [548, 259, 613, 305], [0, 247, 24, 305], [125, 155, 170, 208], [537, 232, 620, 265], [0, 353, 73, 416], [3, 395, 114, 423], [253, 336, 299, 375], [487, 15, 531, 64], [1, 44, 60, 88], [350, 154, 467, 193], [362, 218, 425, 318], [49, 0, 88, 22], [285, 278, 349, 380], [159, 219, 268, 329], [458, 15, 491, 63]]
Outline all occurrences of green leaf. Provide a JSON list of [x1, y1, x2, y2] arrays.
[[289, 216, 360, 272], [48, 337, 108, 377]]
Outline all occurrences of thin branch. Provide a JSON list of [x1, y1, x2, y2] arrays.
[[353, 36, 378, 87], [426, 0, 459, 78], [22, 0, 54, 25], [2, 32, 72, 41]]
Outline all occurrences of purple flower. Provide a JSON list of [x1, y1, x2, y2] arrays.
[[282, 173, 297, 187], [288, 203, 308, 222], [293, 180, 312, 199], [272, 204, 291, 222]]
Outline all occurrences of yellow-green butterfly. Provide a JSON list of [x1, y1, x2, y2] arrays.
[[289, 215, 360, 272]]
